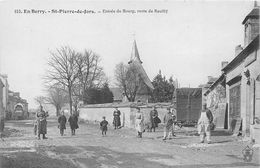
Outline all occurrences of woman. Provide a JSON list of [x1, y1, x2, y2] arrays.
[[58, 110, 67, 136], [68, 113, 79, 136], [135, 107, 144, 138], [113, 107, 121, 129]]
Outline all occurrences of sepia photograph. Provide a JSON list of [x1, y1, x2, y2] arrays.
[[0, 0, 259, 167]]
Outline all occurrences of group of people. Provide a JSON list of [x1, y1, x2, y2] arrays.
[[134, 106, 176, 140], [134, 103, 214, 143], [57, 110, 79, 136], [35, 103, 214, 144], [34, 106, 79, 140]]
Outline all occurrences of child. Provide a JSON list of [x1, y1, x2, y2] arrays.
[[100, 116, 108, 136]]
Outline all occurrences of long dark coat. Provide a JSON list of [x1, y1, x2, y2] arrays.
[[150, 109, 159, 128], [58, 115, 67, 130], [113, 110, 121, 127], [68, 115, 79, 130], [37, 110, 48, 134]]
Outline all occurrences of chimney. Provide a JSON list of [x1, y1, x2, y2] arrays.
[[208, 76, 213, 83], [235, 45, 243, 56], [221, 61, 229, 69]]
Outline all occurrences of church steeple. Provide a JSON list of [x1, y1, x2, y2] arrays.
[[128, 40, 143, 64]]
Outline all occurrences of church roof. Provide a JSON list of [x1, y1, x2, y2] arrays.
[[242, 6, 259, 24], [130, 60, 154, 90], [128, 40, 142, 64], [128, 39, 154, 90]]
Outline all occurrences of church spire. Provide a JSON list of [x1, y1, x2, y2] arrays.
[[128, 39, 143, 64]]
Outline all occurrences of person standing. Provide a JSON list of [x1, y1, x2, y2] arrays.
[[149, 106, 159, 132], [135, 107, 144, 138], [197, 103, 213, 144], [100, 116, 108, 136], [162, 107, 174, 140], [113, 107, 121, 129], [68, 113, 79, 136], [36, 105, 49, 140], [58, 110, 67, 136]]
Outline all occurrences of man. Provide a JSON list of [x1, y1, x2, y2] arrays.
[[68, 113, 79, 136], [36, 105, 49, 140], [113, 107, 121, 129], [197, 103, 213, 144], [58, 110, 67, 136], [149, 106, 159, 132], [163, 107, 174, 140]]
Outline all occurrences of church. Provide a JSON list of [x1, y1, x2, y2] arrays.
[[112, 40, 154, 103]]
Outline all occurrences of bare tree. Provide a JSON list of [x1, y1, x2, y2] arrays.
[[114, 62, 142, 102], [45, 84, 68, 116], [34, 96, 46, 106], [75, 50, 106, 103], [45, 46, 80, 115]]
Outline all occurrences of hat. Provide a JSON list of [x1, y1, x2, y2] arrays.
[[136, 107, 140, 110], [102, 116, 106, 119]]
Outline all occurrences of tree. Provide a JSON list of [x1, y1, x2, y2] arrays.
[[45, 46, 80, 115], [75, 50, 106, 104], [45, 84, 68, 116], [150, 71, 175, 102], [34, 96, 46, 106], [100, 83, 113, 103], [83, 82, 113, 104], [114, 62, 142, 102]]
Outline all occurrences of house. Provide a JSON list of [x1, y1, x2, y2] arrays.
[[205, 4, 259, 142], [7, 91, 29, 120], [0, 74, 9, 117]]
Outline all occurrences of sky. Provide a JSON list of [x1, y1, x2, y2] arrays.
[[0, 0, 255, 108]]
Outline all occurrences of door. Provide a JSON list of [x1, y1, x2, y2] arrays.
[[229, 84, 241, 131]]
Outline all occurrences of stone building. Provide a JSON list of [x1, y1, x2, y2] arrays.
[[205, 4, 260, 142], [204, 63, 228, 129], [7, 91, 29, 120]]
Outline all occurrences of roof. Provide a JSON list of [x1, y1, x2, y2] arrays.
[[110, 88, 123, 101], [222, 35, 259, 73], [128, 39, 154, 90], [242, 7, 260, 24], [204, 73, 225, 96], [128, 40, 142, 64], [130, 60, 154, 90]]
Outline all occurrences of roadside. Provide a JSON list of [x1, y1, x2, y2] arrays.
[[0, 119, 259, 168]]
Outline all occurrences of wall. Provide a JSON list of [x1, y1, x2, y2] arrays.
[[206, 85, 226, 128], [79, 104, 171, 129], [79, 107, 131, 128]]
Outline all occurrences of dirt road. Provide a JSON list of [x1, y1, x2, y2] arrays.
[[0, 119, 259, 168]]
